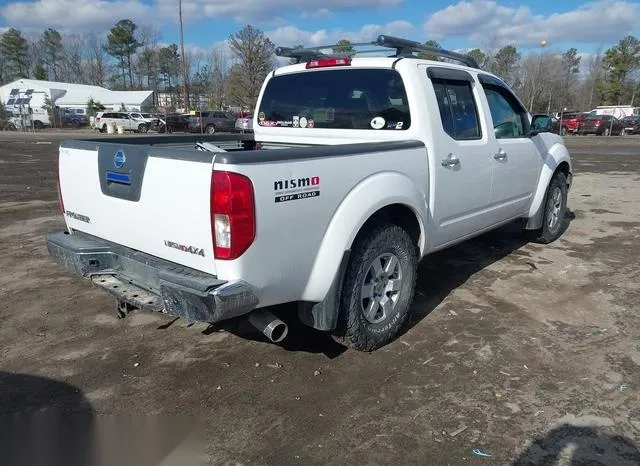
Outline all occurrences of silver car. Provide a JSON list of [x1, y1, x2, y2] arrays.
[[235, 115, 253, 133]]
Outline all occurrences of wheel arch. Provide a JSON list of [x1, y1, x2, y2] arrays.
[[525, 142, 572, 230], [298, 173, 427, 331]]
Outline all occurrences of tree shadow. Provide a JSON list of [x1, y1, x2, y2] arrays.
[[513, 424, 640, 465], [0, 371, 95, 466]]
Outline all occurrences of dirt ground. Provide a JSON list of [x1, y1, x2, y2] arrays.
[[1, 131, 639, 466]]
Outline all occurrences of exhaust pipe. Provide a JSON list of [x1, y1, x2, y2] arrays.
[[248, 309, 288, 343]]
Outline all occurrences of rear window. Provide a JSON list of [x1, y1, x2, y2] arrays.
[[257, 68, 411, 130]]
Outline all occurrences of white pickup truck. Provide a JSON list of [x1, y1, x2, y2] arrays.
[[47, 36, 572, 351]]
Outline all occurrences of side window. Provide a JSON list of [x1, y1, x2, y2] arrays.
[[482, 85, 529, 139], [432, 79, 481, 140]]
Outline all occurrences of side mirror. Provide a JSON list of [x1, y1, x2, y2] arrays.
[[531, 114, 551, 133]]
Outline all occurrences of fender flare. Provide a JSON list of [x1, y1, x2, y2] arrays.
[[525, 139, 572, 230], [298, 171, 427, 330]]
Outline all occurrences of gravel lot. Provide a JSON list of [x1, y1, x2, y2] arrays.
[[1, 131, 639, 465]]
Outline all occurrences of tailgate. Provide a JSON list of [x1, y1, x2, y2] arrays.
[[58, 141, 216, 275]]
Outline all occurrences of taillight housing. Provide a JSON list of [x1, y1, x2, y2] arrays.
[[211, 171, 255, 260], [56, 151, 64, 213]]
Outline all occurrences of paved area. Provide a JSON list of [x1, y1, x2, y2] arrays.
[[1, 131, 639, 465]]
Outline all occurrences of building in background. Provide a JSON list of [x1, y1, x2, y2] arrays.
[[0, 79, 154, 128]]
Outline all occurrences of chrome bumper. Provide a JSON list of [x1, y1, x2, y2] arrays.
[[46, 231, 259, 323]]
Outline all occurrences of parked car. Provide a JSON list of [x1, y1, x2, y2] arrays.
[[154, 113, 190, 133], [620, 115, 640, 135], [560, 112, 587, 134], [188, 111, 237, 134], [578, 114, 623, 136], [47, 35, 572, 352], [94, 112, 150, 133], [235, 114, 253, 133]]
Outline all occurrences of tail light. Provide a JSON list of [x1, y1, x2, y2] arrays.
[[56, 151, 64, 214], [211, 171, 255, 260], [306, 57, 352, 69], [595, 119, 604, 125]]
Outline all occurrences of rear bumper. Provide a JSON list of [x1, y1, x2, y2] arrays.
[[46, 231, 259, 323]]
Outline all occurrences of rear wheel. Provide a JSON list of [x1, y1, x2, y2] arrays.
[[100, 124, 107, 133], [560, 126, 567, 136], [603, 127, 610, 136], [621, 129, 627, 136], [332, 224, 418, 351]]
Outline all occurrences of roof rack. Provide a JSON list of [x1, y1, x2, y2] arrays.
[[274, 35, 480, 69], [376, 35, 479, 69]]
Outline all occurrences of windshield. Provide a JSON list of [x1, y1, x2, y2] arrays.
[[257, 68, 411, 130]]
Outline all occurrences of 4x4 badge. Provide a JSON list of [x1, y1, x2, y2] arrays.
[[114, 150, 126, 169]]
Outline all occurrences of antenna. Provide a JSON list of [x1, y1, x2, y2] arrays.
[[376, 35, 480, 68]]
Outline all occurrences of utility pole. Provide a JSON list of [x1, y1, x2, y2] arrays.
[[179, 0, 190, 112]]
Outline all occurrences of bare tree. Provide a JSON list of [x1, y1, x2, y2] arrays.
[[208, 46, 231, 110], [62, 34, 85, 83], [86, 33, 109, 87]]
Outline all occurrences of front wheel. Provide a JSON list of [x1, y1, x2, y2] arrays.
[[332, 224, 418, 351], [205, 125, 216, 134], [138, 123, 149, 133], [533, 171, 568, 244]]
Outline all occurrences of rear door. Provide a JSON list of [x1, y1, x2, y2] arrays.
[[423, 66, 494, 247], [478, 76, 541, 220]]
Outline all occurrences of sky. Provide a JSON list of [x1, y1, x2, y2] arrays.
[[1, 0, 639, 55]]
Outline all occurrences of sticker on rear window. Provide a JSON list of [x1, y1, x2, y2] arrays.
[[371, 117, 386, 129]]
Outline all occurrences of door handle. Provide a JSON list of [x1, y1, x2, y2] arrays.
[[441, 155, 460, 168], [494, 149, 507, 161]]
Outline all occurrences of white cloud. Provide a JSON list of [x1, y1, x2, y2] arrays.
[[266, 20, 414, 47], [300, 9, 333, 20], [1, 0, 153, 30], [0, 0, 404, 29], [424, 0, 640, 47]]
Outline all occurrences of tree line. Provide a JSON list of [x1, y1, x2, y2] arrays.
[[1, 20, 639, 113]]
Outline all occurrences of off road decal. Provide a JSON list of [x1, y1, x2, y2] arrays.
[[274, 176, 320, 203]]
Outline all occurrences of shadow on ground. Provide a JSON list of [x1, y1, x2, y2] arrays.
[[0, 372, 205, 466], [0, 371, 94, 466], [513, 424, 640, 465], [205, 213, 575, 356]]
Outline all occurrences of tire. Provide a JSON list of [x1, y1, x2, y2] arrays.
[[34, 120, 43, 130], [332, 224, 418, 352], [100, 124, 107, 133], [603, 127, 610, 136], [205, 125, 216, 134], [138, 123, 148, 133], [560, 126, 567, 136], [532, 171, 568, 244]]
